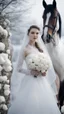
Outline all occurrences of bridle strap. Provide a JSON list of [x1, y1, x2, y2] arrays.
[[43, 25, 55, 31], [43, 16, 57, 35]]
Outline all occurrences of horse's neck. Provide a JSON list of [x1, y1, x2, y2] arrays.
[[53, 33, 60, 45]]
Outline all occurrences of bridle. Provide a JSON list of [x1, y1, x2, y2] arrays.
[[42, 15, 58, 45]]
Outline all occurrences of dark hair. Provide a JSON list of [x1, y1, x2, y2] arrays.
[[27, 25, 43, 52], [58, 80, 64, 110], [35, 42, 43, 52], [27, 25, 40, 35]]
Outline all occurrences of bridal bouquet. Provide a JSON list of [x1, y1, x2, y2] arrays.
[[26, 53, 52, 74]]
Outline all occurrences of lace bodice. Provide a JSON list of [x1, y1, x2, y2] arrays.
[[17, 44, 51, 76]]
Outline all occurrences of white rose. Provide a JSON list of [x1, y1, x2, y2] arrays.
[[0, 65, 3, 72], [6, 49, 10, 54], [4, 84, 10, 90], [0, 96, 5, 103], [0, 56, 5, 64], [4, 59, 12, 66], [1, 104, 8, 110], [1, 53, 8, 60], [0, 42, 5, 51], [3, 66, 12, 72], [4, 90, 10, 96], [0, 76, 7, 82], [3, 29, 8, 38], [6, 80, 9, 84], [0, 84, 2, 90]]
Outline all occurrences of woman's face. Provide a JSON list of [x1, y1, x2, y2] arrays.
[[28, 28, 40, 43]]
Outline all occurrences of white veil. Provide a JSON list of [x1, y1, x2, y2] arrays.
[[10, 20, 57, 104], [10, 20, 43, 103]]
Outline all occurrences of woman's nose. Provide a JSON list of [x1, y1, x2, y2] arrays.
[[34, 33, 37, 37]]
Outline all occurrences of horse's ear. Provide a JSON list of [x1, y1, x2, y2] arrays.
[[53, 0, 56, 9], [42, 0, 47, 8]]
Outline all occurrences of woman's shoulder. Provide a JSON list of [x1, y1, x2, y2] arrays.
[[24, 45, 30, 57]]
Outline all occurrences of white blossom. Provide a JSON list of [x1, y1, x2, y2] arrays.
[[3, 29, 8, 38], [1, 53, 8, 60], [3, 66, 12, 72], [61, 105, 64, 113], [0, 65, 3, 72], [6, 80, 9, 84], [0, 42, 5, 51], [0, 76, 7, 82], [6, 49, 10, 54], [2, 104, 8, 110], [0, 104, 8, 110], [0, 56, 5, 64], [0, 96, 5, 103], [4, 90, 10, 96], [0, 84, 2, 90], [4, 59, 12, 66], [4, 84, 10, 90]]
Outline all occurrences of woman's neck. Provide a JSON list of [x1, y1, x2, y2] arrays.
[[28, 41, 35, 46]]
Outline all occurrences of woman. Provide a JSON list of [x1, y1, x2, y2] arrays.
[[8, 25, 61, 114]]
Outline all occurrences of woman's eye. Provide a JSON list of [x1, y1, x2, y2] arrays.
[[31, 32, 34, 34], [36, 32, 39, 35]]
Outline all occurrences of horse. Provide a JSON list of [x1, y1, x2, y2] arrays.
[[42, 0, 64, 110]]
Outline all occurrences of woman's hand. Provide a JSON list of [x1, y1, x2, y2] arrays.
[[42, 72, 46, 76], [31, 70, 40, 76]]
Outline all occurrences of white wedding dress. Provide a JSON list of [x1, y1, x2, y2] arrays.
[[8, 46, 61, 114]]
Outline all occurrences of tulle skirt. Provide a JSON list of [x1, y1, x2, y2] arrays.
[[10, 63, 58, 104], [8, 74, 61, 114]]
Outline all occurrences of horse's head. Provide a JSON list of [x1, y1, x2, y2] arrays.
[[42, 0, 61, 45]]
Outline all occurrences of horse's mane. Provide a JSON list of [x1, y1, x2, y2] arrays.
[[57, 12, 62, 38], [42, 0, 62, 38]]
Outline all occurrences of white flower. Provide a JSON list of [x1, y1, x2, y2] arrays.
[[6, 80, 9, 84], [0, 96, 5, 103], [0, 104, 8, 110], [1, 53, 8, 60], [4, 59, 12, 66], [3, 66, 12, 72], [0, 42, 5, 51], [0, 65, 3, 72], [4, 90, 10, 96], [0, 76, 7, 82], [0, 84, 2, 90], [0, 55, 5, 64], [6, 49, 10, 54], [4, 84, 10, 90], [2, 104, 8, 110], [61, 105, 64, 113], [3, 29, 8, 38]]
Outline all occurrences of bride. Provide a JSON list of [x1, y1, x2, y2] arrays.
[[8, 24, 61, 114]]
